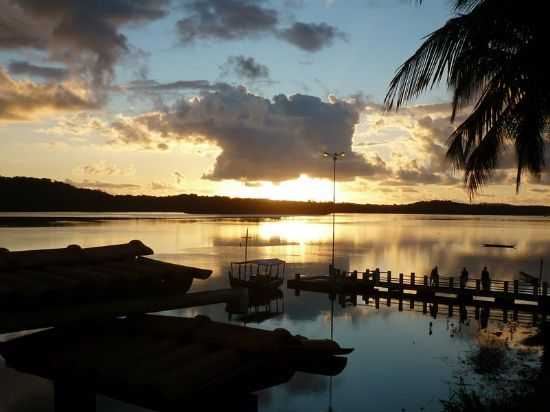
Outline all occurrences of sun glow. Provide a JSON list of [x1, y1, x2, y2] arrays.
[[226, 175, 335, 202]]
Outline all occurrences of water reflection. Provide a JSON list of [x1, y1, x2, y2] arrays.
[[1, 213, 549, 412]]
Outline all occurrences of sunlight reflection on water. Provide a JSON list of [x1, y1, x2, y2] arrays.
[[0, 213, 547, 411]]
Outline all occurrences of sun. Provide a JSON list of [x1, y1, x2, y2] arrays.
[[227, 175, 335, 202]]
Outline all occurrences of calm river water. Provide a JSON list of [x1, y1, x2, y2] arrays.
[[1, 213, 548, 412]]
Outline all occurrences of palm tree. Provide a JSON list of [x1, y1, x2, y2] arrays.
[[385, 0, 549, 194]]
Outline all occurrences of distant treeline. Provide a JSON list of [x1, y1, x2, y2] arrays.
[[1, 176, 550, 216]]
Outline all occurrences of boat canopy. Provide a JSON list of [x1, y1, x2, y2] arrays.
[[232, 258, 286, 266]]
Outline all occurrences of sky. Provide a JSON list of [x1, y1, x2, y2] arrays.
[[0, 0, 548, 205]]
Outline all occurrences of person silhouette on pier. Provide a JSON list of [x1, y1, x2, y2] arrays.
[[481, 266, 491, 291], [430, 266, 439, 287], [460, 267, 469, 288]]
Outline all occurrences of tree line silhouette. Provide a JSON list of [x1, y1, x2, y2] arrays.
[[1, 176, 549, 216]]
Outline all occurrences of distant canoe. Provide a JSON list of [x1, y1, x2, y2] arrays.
[[482, 243, 516, 249]]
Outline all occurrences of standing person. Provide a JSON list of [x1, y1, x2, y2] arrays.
[[460, 267, 469, 288], [481, 266, 491, 291], [430, 266, 439, 287]]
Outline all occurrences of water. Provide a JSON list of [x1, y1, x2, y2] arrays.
[[1, 213, 548, 412]]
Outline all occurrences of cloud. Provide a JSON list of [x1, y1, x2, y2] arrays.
[[0, 66, 98, 121], [74, 161, 135, 177], [277, 22, 346, 52], [221, 56, 270, 81], [0, 0, 169, 89], [124, 79, 230, 93], [105, 85, 389, 182], [65, 179, 140, 191], [8, 60, 68, 82], [176, 0, 345, 51], [176, 0, 278, 43], [174, 171, 184, 184]]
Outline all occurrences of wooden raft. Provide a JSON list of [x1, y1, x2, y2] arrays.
[[0, 241, 213, 333], [0, 314, 352, 412]]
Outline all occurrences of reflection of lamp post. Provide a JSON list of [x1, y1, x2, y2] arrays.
[[323, 152, 345, 269]]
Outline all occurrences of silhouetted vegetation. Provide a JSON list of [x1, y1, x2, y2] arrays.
[[388, 0, 548, 194], [1, 176, 550, 216], [442, 322, 550, 412]]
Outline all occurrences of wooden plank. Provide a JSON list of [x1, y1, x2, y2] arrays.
[[0, 289, 247, 334], [0, 241, 153, 270]]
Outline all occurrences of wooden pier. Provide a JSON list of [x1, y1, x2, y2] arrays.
[[288, 268, 550, 315], [0, 241, 218, 333], [0, 315, 351, 412], [0, 242, 352, 411]]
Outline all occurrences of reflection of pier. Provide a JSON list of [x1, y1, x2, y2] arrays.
[[288, 269, 550, 326]]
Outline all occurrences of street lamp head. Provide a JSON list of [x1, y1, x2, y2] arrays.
[[338, 152, 345, 158], [322, 152, 330, 158]]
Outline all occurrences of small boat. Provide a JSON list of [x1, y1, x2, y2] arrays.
[[482, 243, 516, 249], [229, 258, 286, 289]]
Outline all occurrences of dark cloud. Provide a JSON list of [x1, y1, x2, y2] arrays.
[[107, 85, 388, 182], [277, 22, 346, 52], [176, 0, 345, 52], [8, 60, 68, 82], [177, 0, 278, 43], [126, 79, 230, 92], [0, 66, 98, 121], [222, 55, 270, 80], [0, 0, 169, 89]]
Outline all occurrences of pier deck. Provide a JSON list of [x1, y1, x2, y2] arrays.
[[288, 269, 550, 312]]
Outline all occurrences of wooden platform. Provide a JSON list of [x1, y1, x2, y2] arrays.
[[288, 269, 550, 313], [0, 241, 213, 333], [0, 314, 352, 412]]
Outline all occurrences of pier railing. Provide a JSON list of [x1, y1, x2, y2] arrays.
[[336, 268, 549, 299]]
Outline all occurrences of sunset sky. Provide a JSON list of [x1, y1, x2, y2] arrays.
[[1, 0, 548, 205]]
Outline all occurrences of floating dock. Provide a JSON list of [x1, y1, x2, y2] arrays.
[[0, 242, 352, 412], [0, 315, 351, 412], [0, 241, 216, 333]]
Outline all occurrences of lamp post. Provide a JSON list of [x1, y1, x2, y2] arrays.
[[323, 152, 345, 270]]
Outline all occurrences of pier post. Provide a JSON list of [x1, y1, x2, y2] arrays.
[[409, 298, 414, 309], [387, 271, 391, 285], [294, 273, 301, 296], [504, 281, 509, 294], [449, 277, 454, 290], [423, 276, 428, 287], [534, 283, 539, 296], [476, 279, 481, 292], [399, 273, 403, 288], [398, 296, 403, 312], [375, 295, 380, 309], [514, 280, 519, 297], [411, 272, 415, 286], [422, 302, 427, 314], [448, 304, 453, 318], [352, 270, 357, 280], [364, 269, 370, 282], [543, 282, 548, 297], [503, 309, 508, 323]]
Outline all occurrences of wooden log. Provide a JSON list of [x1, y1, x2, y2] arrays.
[[0, 289, 247, 334], [0, 241, 154, 270], [135, 256, 212, 280]]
